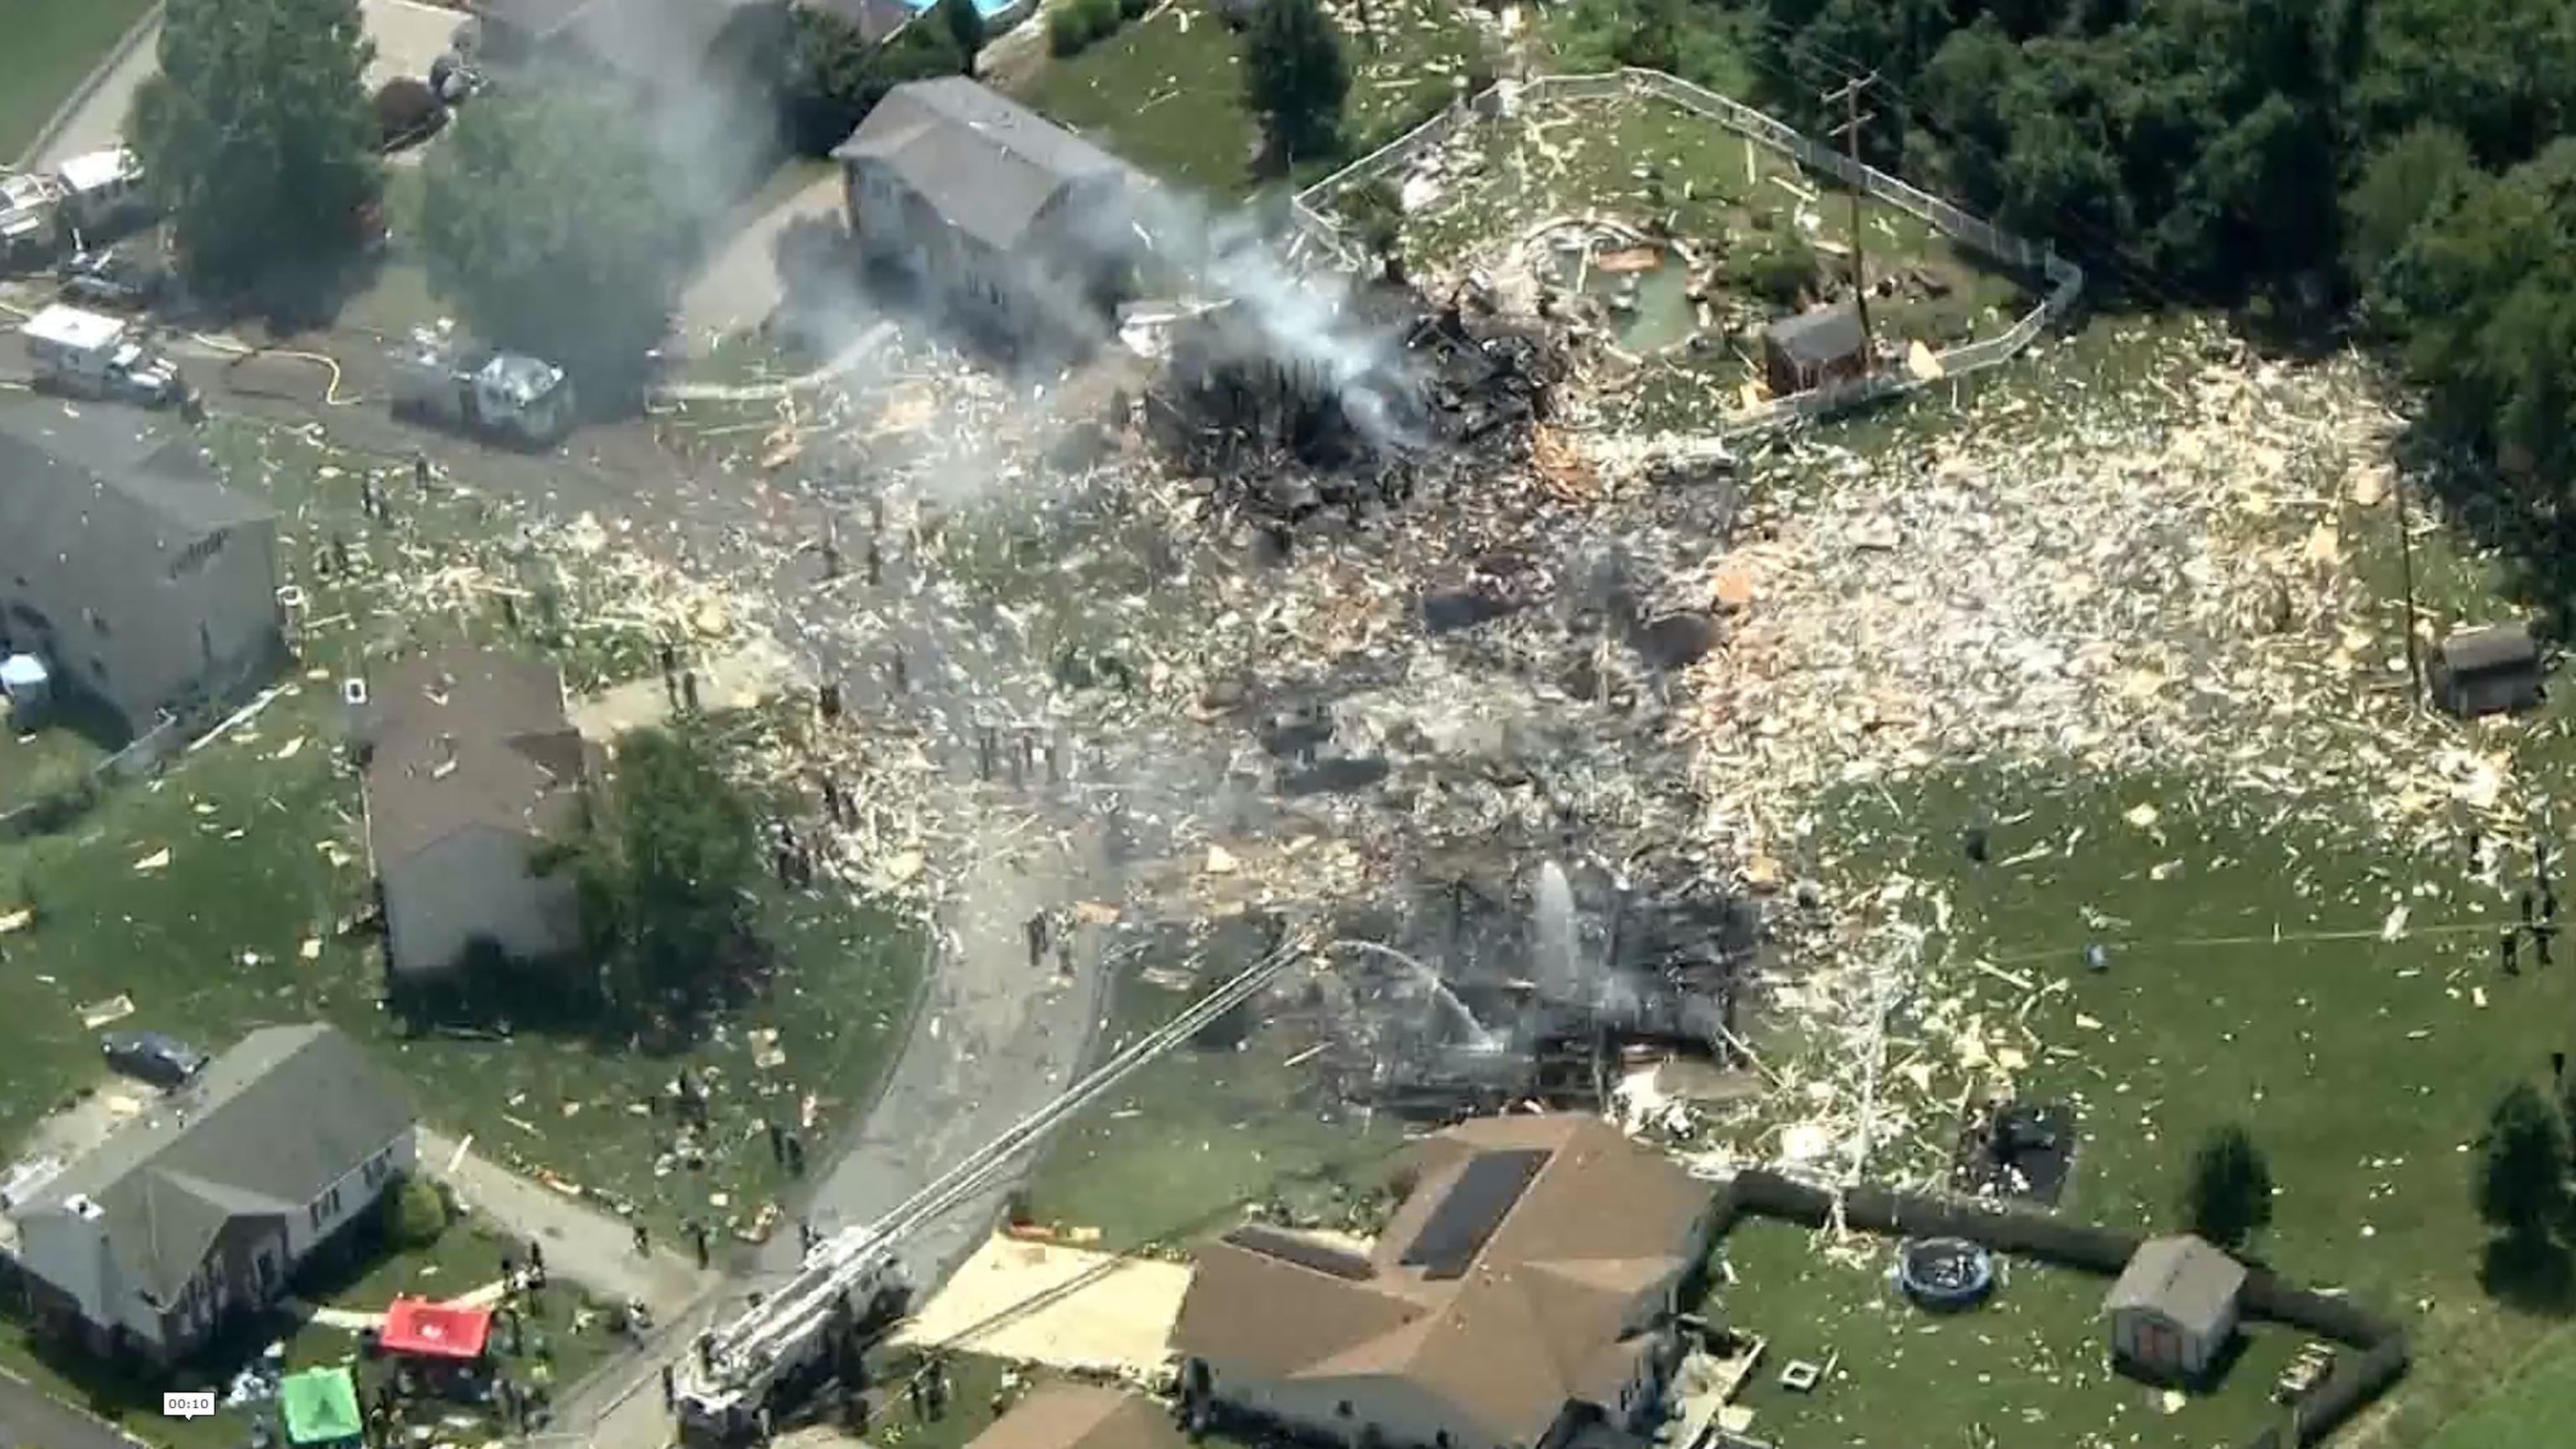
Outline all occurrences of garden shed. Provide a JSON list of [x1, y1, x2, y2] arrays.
[[2428, 622, 2542, 718], [2103, 1233, 2244, 1382], [1761, 305, 1867, 396]]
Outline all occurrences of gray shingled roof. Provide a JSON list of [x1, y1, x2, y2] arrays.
[[2438, 623, 2539, 677], [834, 77, 1124, 254], [1765, 304, 1866, 367], [2104, 1233, 2245, 1339], [23, 1026, 413, 1311], [0, 396, 270, 552]]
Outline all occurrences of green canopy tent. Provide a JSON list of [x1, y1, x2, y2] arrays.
[[279, 1366, 364, 1449]]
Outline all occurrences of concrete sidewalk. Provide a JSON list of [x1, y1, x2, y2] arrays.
[[417, 1128, 715, 1321]]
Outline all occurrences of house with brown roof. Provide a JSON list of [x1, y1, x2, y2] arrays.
[[1171, 1114, 1720, 1449], [965, 1384, 1187, 1449], [360, 645, 592, 982]]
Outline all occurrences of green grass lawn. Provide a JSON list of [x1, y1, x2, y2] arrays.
[[0, 413, 921, 1314], [0, 0, 156, 163], [1021, 926, 1402, 1255], [1016, 0, 1487, 197], [1719, 1218, 2303, 1449], [0, 720, 108, 816]]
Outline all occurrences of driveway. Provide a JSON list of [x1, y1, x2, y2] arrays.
[[417, 1128, 717, 1322], [24, 0, 470, 169], [673, 169, 848, 353]]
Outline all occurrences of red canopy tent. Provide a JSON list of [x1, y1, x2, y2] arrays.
[[378, 1298, 495, 1362]]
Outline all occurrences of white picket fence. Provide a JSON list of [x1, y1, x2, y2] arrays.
[[1293, 69, 2085, 434]]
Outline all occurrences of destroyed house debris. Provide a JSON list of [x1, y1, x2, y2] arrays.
[[361, 645, 593, 979], [8, 1025, 416, 1364], [1143, 288, 1566, 532], [0, 394, 284, 738], [1173, 1114, 1720, 1449], [2429, 622, 2542, 719], [2104, 1233, 2245, 1381], [837, 78, 1137, 347]]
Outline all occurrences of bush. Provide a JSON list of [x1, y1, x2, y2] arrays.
[[1119, 0, 1152, 18], [383, 1173, 449, 1249], [1078, 0, 1123, 39], [373, 77, 445, 151], [1047, 6, 1091, 54], [1743, 238, 1819, 309]]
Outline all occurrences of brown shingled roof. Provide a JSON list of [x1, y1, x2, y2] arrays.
[[361, 645, 587, 869], [1173, 1114, 1713, 1445], [964, 1384, 1187, 1449]]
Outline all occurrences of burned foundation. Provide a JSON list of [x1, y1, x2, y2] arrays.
[[1320, 864, 1758, 1123], [1141, 284, 1570, 535]]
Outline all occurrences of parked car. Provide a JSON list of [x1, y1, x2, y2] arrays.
[[58, 246, 167, 311], [102, 1031, 210, 1088]]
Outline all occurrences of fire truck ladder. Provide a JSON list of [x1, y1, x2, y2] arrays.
[[683, 936, 1303, 1412]]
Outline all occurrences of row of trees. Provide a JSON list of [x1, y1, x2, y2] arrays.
[[1732, 0, 2576, 486]]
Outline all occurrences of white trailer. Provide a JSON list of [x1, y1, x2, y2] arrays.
[[20, 304, 186, 408], [50, 148, 148, 242], [0, 171, 66, 267]]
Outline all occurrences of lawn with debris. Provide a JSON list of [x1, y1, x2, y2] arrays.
[[0, 414, 922, 1263], [1639, 316, 2576, 1445], [1017, 927, 1406, 1255], [1362, 90, 2032, 423], [1017, 0, 1488, 196]]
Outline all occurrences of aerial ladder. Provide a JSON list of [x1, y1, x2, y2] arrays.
[[672, 936, 1303, 1444]]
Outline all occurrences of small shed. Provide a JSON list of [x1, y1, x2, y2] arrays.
[[2429, 622, 2542, 719], [1762, 305, 1867, 397], [2104, 1233, 2246, 1382], [279, 1366, 363, 1449]]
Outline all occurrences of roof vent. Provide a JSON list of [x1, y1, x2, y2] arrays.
[[65, 1194, 103, 1221], [432, 734, 459, 778], [343, 678, 369, 709]]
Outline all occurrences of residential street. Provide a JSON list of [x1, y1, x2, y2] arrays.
[[0, 1369, 149, 1449], [415, 1128, 718, 1322]]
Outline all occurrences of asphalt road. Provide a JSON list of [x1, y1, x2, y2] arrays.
[[0, 1371, 148, 1449]]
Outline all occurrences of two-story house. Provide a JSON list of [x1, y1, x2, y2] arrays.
[[834, 77, 1138, 351], [10, 1025, 415, 1365], [361, 646, 594, 984], [1171, 1114, 1722, 1449], [0, 397, 284, 740]]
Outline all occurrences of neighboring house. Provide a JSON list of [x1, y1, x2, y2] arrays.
[[966, 1384, 1188, 1449], [2103, 1233, 2246, 1382], [1761, 305, 1867, 397], [834, 77, 1137, 349], [361, 646, 592, 981], [1171, 1113, 1721, 1449], [2430, 622, 2543, 719], [473, 0, 785, 89], [798, 0, 915, 43], [9, 1025, 416, 1365], [0, 397, 283, 739]]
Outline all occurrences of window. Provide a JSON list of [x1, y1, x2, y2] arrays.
[[1335, 1402, 1353, 1419], [309, 1202, 323, 1229]]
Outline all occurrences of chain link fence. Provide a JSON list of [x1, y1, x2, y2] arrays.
[[1291, 69, 2086, 434]]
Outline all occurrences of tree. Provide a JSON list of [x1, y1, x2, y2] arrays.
[[778, 8, 967, 156], [2180, 1124, 2275, 1249], [940, 0, 988, 64], [418, 90, 693, 397], [127, 0, 380, 300], [1244, 0, 1351, 169], [558, 725, 761, 1017], [2342, 123, 2477, 288], [2478, 1081, 2570, 1241]]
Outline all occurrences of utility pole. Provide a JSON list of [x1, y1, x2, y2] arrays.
[[1821, 74, 1877, 361], [2393, 465, 2423, 708]]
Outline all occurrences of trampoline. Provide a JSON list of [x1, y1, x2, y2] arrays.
[[1894, 1237, 1996, 1311]]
